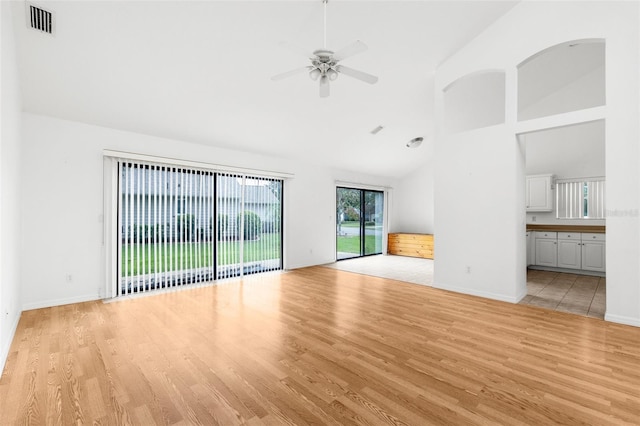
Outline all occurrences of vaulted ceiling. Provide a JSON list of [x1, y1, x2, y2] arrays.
[[11, 0, 518, 178]]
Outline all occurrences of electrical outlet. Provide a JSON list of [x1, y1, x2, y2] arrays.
[[466, 266, 471, 274], [532, 216, 537, 222], [66, 274, 72, 282]]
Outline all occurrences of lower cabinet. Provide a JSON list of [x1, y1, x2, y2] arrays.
[[581, 233, 606, 272], [535, 232, 557, 267], [557, 233, 581, 269], [531, 231, 605, 273], [526, 232, 535, 266]]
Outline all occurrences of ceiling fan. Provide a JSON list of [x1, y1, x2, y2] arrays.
[[271, 0, 378, 98]]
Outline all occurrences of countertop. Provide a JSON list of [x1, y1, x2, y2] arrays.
[[526, 224, 605, 233]]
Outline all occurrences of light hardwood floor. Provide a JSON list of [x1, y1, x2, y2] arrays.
[[1, 267, 639, 425]]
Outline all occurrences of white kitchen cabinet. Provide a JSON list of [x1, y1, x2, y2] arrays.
[[526, 231, 536, 266], [529, 231, 605, 274], [526, 175, 554, 212], [535, 232, 557, 267], [557, 233, 581, 269], [581, 233, 606, 272]]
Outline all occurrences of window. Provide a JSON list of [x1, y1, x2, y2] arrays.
[[556, 178, 605, 219]]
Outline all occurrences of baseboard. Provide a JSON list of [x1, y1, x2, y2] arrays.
[[22, 293, 100, 311], [527, 265, 605, 277], [604, 313, 640, 328], [286, 259, 335, 270], [0, 309, 21, 376], [432, 282, 524, 304]]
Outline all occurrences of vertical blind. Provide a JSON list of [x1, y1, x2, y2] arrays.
[[556, 178, 605, 219], [117, 161, 283, 296]]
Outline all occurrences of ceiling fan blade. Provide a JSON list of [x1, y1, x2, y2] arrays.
[[332, 40, 368, 62], [271, 66, 313, 81], [278, 41, 316, 59], [335, 65, 378, 84], [319, 75, 330, 98]]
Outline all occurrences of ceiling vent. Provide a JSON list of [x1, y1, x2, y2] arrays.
[[26, 3, 54, 35], [370, 125, 384, 135]]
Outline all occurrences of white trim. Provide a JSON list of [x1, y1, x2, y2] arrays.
[[22, 294, 100, 311], [103, 158, 119, 299], [103, 149, 294, 180], [515, 106, 605, 136], [0, 310, 21, 375], [335, 180, 392, 191], [432, 282, 527, 304], [604, 313, 640, 328]]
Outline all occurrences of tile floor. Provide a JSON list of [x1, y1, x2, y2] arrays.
[[323, 255, 605, 320], [322, 254, 433, 286], [521, 269, 606, 319]]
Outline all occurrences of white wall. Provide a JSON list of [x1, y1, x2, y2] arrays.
[[20, 113, 395, 310], [434, 125, 526, 303], [433, 1, 640, 326], [444, 71, 506, 134], [389, 162, 434, 234], [0, 1, 23, 372], [519, 65, 605, 121]]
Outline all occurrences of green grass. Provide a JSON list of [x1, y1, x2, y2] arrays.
[[121, 233, 281, 276], [339, 221, 361, 228], [337, 235, 381, 254]]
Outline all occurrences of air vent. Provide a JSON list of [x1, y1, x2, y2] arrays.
[[370, 125, 384, 135], [27, 3, 54, 35]]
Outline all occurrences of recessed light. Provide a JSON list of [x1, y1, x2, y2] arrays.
[[406, 137, 423, 148]]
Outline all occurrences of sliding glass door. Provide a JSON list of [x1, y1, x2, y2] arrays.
[[117, 161, 283, 296], [364, 191, 384, 255], [336, 187, 384, 260]]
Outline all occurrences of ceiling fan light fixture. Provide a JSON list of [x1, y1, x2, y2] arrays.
[[309, 68, 321, 81], [271, 0, 377, 97], [406, 137, 424, 148]]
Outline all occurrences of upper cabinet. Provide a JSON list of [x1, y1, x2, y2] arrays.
[[518, 40, 605, 121], [526, 174, 554, 212]]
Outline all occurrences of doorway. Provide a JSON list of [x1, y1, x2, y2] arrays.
[[336, 187, 384, 260]]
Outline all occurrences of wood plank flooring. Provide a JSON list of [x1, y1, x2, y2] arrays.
[[1, 266, 639, 425]]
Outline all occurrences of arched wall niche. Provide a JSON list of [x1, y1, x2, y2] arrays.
[[443, 69, 506, 134], [518, 38, 605, 121]]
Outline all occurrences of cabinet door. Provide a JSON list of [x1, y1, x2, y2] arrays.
[[582, 241, 606, 272], [535, 238, 557, 267], [526, 176, 553, 212], [557, 240, 581, 269]]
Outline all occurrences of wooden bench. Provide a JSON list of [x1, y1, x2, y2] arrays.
[[388, 233, 434, 259]]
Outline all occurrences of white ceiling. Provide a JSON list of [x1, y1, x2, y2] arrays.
[[12, 0, 518, 178], [525, 120, 605, 179]]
